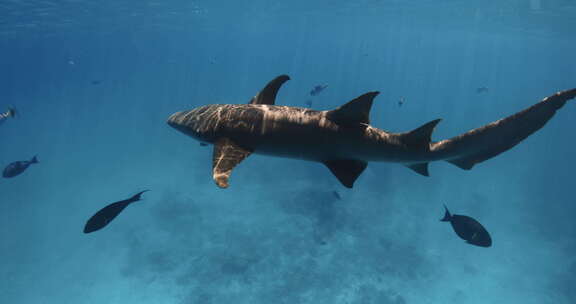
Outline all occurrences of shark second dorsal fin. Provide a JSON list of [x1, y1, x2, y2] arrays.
[[326, 92, 379, 127], [399, 119, 442, 150], [212, 138, 252, 188], [249, 75, 290, 105], [323, 159, 368, 188]]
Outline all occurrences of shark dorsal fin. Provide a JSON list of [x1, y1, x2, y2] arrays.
[[249, 75, 290, 105], [326, 92, 379, 127], [213, 138, 252, 188], [323, 159, 368, 188], [399, 119, 442, 150]]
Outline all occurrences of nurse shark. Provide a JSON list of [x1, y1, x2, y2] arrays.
[[168, 75, 575, 188]]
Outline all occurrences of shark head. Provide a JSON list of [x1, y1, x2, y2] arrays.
[[167, 105, 219, 143]]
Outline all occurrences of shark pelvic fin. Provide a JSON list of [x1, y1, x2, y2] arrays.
[[212, 138, 252, 188], [405, 163, 429, 176], [249, 75, 290, 105], [400, 119, 442, 150], [323, 159, 368, 188], [327, 92, 379, 127]]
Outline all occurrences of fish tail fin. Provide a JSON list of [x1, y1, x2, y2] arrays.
[[7, 106, 16, 118], [30, 155, 38, 164], [131, 190, 150, 202], [432, 88, 576, 170], [440, 204, 452, 222]]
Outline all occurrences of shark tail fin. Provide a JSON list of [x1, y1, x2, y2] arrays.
[[435, 88, 576, 171], [441, 205, 452, 222], [30, 155, 38, 164]]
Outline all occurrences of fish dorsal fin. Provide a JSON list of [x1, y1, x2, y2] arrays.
[[405, 163, 429, 176], [249, 75, 290, 105], [399, 119, 442, 150], [212, 138, 252, 188], [323, 159, 368, 188], [326, 92, 379, 127]]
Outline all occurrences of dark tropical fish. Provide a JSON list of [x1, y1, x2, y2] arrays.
[[2, 155, 38, 178], [167, 75, 576, 189], [0, 106, 16, 126], [398, 96, 405, 107], [83, 190, 149, 234], [441, 205, 492, 247], [476, 87, 489, 93], [310, 84, 328, 96]]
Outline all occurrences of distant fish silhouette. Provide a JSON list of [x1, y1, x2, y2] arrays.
[[398, 96, 405, 107], [0, 106, 16, 126], [83, 190, 149, 234], [91, 80, 102, 85], [441, 205, 492, 247], [2, 155, 38, 178], [332, 190, 341, 200], [305, 99, 313, 108], [476, 87, 489, 94], [309, 85, 328, 96]]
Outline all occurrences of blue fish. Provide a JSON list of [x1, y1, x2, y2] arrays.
[[3, 155, 38, 178], [309, 84, 328, 96]]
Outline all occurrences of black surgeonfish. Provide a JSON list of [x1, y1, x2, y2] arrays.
[[83, 190, 149, 234], [441, 205, 492, 247], [2, 155, 38, 178]]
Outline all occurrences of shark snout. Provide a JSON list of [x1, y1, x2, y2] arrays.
[[167, 111, 185, 129]]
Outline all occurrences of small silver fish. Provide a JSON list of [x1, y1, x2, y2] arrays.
[[0, 106, 16, 126]]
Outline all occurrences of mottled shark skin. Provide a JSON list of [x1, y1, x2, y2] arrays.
[[167, 75, 576, 188]]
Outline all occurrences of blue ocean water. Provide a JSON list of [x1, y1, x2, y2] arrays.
[[1, 0, 575, 303]]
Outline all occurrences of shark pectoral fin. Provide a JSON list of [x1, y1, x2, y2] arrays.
[[405, 163, 430, 176], [323, 159, 368, 188], [212, 138, 252, 188], [400, 119, 442, 150], [249, 75, 290, 105], [326, 92, 379, 127]]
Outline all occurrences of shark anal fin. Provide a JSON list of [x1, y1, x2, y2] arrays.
[[399, 119, 442, 150], [447, 157, 476, 170], [406, 163, 430, 176], [323, 159, 368, 188], [327, 92, 379, 127], [212, 138, 252, 188], [249, 75, 290, 105]]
